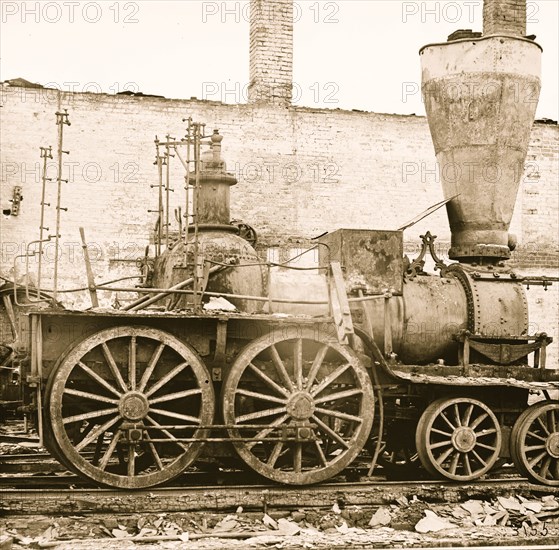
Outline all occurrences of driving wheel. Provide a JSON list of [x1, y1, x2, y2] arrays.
[[46, 326, 214, 489], [222, 328, 374, 484]]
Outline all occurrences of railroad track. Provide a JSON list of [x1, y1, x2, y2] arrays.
[[1, 476, 557, 516]]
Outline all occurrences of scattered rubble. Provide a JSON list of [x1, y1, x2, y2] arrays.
[[1, 493, 557, 549]]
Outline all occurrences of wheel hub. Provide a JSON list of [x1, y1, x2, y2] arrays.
[[286, 392, 315, 421], [451, 427, 476, 452], [119, 391, 149, 422], [546, 432, 559, 458]]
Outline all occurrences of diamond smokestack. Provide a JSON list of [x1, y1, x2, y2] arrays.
[[420, 0, 541, 262]]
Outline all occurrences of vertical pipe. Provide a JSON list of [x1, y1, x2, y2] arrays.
[[53, 111, 70, 304], [165, 135, 171, 249], [192, 124, 201, 309], [37, 146, 52, 296], [184, 118, 192, 265], [154, 138, 163, 256]]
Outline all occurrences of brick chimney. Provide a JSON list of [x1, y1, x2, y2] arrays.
[[483, 0, 526, 36], [248, 0, 293, 107]]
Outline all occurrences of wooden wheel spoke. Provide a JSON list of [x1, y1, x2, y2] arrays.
[[248, 363, 290, 398], [63, 407, 119, 425], [314, 439, 328, 467], [144, 432, 164, 471], [314, 388, 363, 405], [525, 443, 547, 452], [429, 439, 452, 451], [129, 336, 137, 391], [267, 442, 284, 467], [145, 415, 189, 451], [63, 388, 119, 405], [462, 404, 474, 427], [440, 411, 457, 431], [145, 362, 189, 398], [149, 388, 202, 405], [237, 406, 287, 423], [472, 449, 488, 467], [527, 430, 548, 442], [431, 428, 453, 437], [293, 442, 302, 473], [435, 446, 454, 465], [246, 414, 290, 450], [536, 416, 550, 435], [305, 345, 328, 391], [99, 431, 122, 470], [75, 415, 121, 452], [475, 441, 498, 452], [73, 422, 95, 445], [312, 415, 350, 449], [138, 343, 165, 392], [463, 453, 472, 476], [101, 342, 128, 393], [77, 361, 122, 398], [310, 363, 351, 397], [269, 345, 295, 393], [540, 457, 552, 479], [475, 428, 498, 437], [235, 388, 287, 405], [469, 412, 489, 430], [528, 451, 547, 468], [315, 406, 363, 424], [150, 408, 201, 424], [449, 452, 460, 475], [453, 404, 461, 426], [294, 339, 303, 391], [127, 445, 135, 477]]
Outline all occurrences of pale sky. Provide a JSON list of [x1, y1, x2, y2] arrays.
[[1, 0, 558, 119]]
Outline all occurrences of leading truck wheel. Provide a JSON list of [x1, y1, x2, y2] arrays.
[[46, 326, 214, 489], [222, 329, 374, 484], [416, 397, 501, 482], [511, 400, 559, 486]]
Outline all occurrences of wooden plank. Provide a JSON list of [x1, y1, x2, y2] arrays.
[[329, 261, 353, 343]]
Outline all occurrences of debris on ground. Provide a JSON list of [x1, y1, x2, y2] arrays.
[[1, 492, 558, 549]]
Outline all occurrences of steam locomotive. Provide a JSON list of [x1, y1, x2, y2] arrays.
[[1, 31, 558, 489]]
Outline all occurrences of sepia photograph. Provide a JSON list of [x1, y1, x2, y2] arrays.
[[0, 1, 558, 548]]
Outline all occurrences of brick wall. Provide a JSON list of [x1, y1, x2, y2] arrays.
[[483, 0, 527, 36], [0, 85, 557, 364], [249, 0, 293, 106]]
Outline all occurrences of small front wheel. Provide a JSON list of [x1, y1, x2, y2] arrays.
[[511, 400, 559, 486], [416, 397, 501, 481]]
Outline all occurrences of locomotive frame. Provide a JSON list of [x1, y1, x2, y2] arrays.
[[5, 219, 558, 489], [2, 17, 559, 490]]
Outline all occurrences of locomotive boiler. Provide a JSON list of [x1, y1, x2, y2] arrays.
[[1, 5, 558, 490]]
